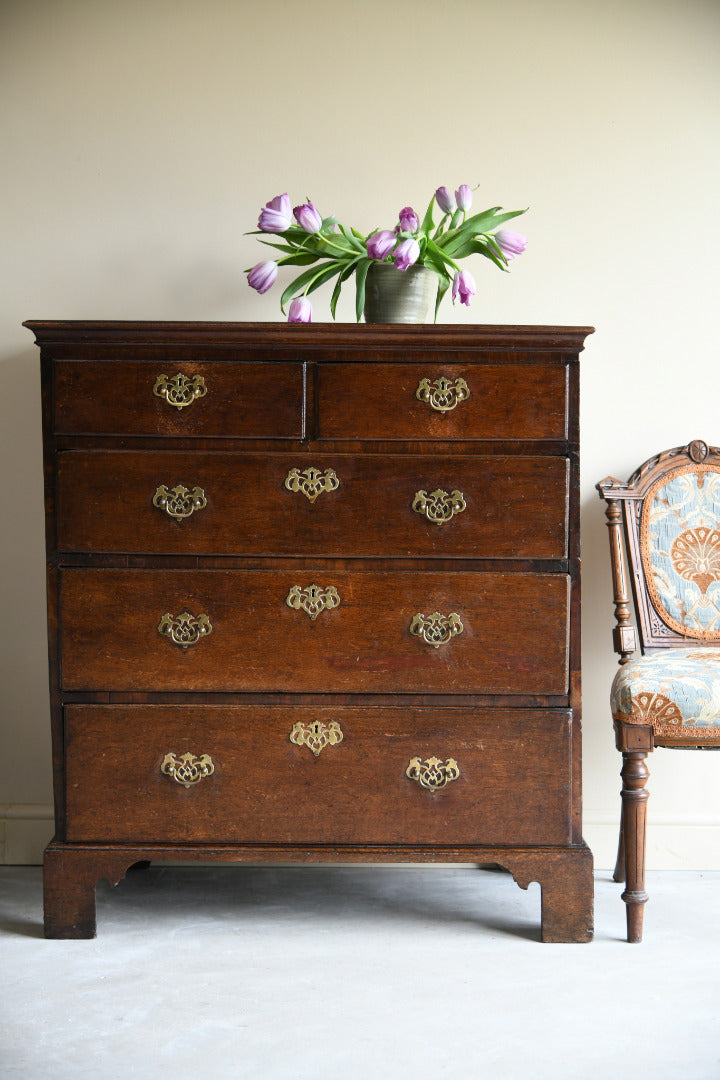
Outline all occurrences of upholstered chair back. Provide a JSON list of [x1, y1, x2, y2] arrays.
[[642, 461, 720, 640], [597, 439, 720, 655]]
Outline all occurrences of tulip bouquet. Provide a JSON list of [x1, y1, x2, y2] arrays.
[[246, 185, 527, 322]]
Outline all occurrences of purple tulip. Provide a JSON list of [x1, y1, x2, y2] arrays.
[[257, 193, 292, 233], [394, 238, 420, 271], [397, 206, 419, 234], [288, 296, 312, 322], [293, 201, 322, 233], [455, 185, 472, 212], [452, 269, 476, 307], [435, 186, 455, 215], [495, 229, 528, 261], [247, 260, 278, 294], [366, 230, 397, 261]]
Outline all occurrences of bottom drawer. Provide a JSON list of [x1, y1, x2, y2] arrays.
[[64, 706, 573, 846]]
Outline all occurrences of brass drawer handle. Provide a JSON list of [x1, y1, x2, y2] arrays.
[[290, 720, 344, 756], [153, 372, 207, 410], [153, 484, 207, 521], [415, 376, 470, 413], [158, 610, 213, 648], [406, 756, 460, 791], [161, 752, 214, 788], [409, 611, 463, 648], [412, 488, 466, 525], [285, 466, 339, 503], [286, 584, 341, 620]]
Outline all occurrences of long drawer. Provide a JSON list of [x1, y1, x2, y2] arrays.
[[52, 361, 303, 437], [317, 362, 568, 440], [59, 568, 570, 694], [63, 705, 573, 845], [56, 451, 569, 559]]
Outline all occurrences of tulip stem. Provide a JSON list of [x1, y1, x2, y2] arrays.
[[316, 234, 357, 257], [294, 231, 356, 261]]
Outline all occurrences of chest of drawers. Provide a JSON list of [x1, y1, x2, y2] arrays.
[[26, 320, 594, 941]]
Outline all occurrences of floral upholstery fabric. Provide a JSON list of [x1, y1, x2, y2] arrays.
[[642, 466, 720, 638], [611, 647, 720, 739]]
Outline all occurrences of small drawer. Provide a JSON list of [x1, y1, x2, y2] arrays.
[[316, 362, 568, 441], [63, 705, 573, 846], [59, 568, 570, 695], [56, 450, 569, 559], [53, 360, 303, 438]]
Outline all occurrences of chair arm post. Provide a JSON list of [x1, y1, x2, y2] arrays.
[[603, 498, 637, 664]]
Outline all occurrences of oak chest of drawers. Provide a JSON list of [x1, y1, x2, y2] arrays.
[[27, 320, 594, 940]]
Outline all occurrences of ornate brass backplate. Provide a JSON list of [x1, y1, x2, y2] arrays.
[[161, 752, 215, 788], [157, 611, 213, 648], [153, 372, 207, 410], [406, 756, 460, 791], [412, 488, 466, 525], [285, 466, 340, 503], [415, 376, 470, 413], [285, 584, 341, 620], [289, 719, 344, 756], [409, 611, 463, 648], [152, 484, 207, 521]]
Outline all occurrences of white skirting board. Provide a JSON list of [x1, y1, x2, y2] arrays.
[[581, 813, 720, 872], [2, 805, 720, 870], [0, 805, 54, 866]]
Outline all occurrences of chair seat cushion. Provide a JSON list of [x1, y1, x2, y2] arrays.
[[612, 648, 720, 739]]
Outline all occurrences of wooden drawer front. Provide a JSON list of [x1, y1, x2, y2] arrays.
[[56, 451, 569, 559], [317, 363, 568, 441], [63, 706, 572, 846], [60, 569, 570, 695], [53, 361, 303, 438]]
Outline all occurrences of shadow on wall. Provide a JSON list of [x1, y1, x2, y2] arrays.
[[0, 348, 53, 802]]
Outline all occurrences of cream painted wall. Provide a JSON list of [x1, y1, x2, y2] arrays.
[[2, 0, 720, 866]]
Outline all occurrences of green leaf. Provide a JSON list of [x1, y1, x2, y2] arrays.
[[453, 206, 503, 233], [245, 248, 319, 272], [483, 234, 506, 261], [304, 262, 347, 297], [276, 253, 319, 267], [279, 261, 339, 312], [432, 214, 450, 241], [434, 226, 463, 253], [438, 236, 483, 260], [257, 239, 306, 256], [425, 237, 460, 273], [315, 233, 361, 257], [461, 206, 527, 236], [435, 208, 527, 256], [249, 226, 315, 242], [419, 194, 436, 236], [330, 258, 362, 319], [434, 278, 451, 322], [421, 248, 448, 279], [468, 237, 510, 271], [440, 221, 522, 259], [354, 257, 373, 323], [337, 223, 367, 252]]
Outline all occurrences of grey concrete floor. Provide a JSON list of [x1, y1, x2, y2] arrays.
[[1, 865, 719, 1079]]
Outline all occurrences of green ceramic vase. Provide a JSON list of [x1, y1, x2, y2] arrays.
[[363, 263, 439, 324]]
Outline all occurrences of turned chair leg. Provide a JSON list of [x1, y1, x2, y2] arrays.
[[619, 750, 650, 943], [613, 820, 625, 883]]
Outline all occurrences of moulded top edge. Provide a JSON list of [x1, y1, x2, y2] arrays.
[[23, 320, 595, 352]]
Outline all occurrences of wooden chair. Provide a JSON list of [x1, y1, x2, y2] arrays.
[[597, 439, 720, 942]]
